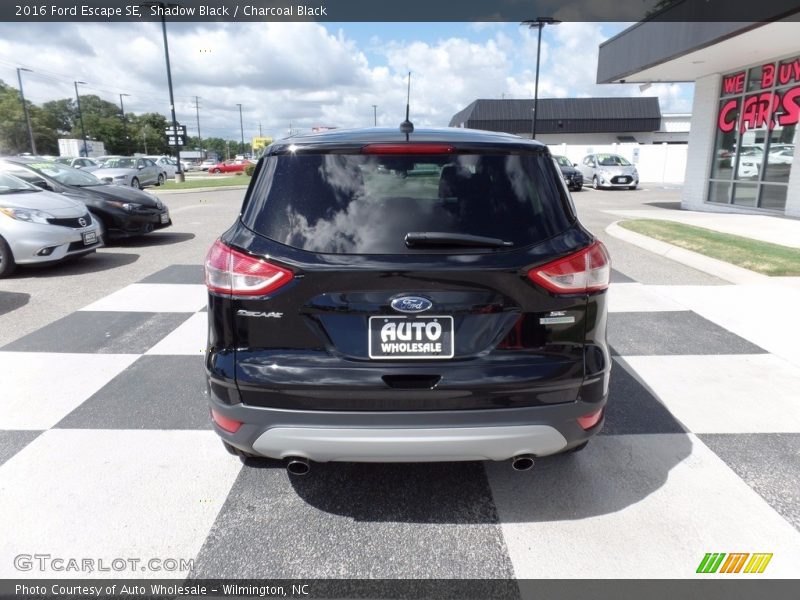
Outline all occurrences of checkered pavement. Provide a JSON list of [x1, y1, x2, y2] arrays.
[[1, 265, 799, 580]]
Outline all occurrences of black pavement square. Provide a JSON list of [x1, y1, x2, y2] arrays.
[[601, 358, 686, 436], [139, 265, 205, 285], [2, 312, 192, 354], [0, 431, 42, 467], [190, 461, 515, 578], [701, 433, 800, 531], [55, 356, 210, 430], [608, 311, 766, 356]]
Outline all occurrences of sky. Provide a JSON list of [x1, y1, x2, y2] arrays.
[[0, 21, 693, 144]]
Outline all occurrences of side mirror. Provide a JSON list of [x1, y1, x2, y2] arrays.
[[33, 180, 49, 190], [573, 163, 578, 167], [138, 165, 145, 170]]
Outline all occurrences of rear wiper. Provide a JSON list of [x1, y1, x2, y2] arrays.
[[405, 232, 513, 248]]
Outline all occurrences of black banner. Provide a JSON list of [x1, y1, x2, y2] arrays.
[[1, 579, 799, 600], [2, 0, 800, 22]]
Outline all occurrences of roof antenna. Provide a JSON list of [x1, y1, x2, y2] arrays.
[[400, 71, 414, 138]]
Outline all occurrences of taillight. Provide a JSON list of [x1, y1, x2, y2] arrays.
[[527, 241, 610, 294], [361, 143, 456, 155], [204, 239, 293, 297], [211, 409, 242, 433], [577, 408, 604, 430]]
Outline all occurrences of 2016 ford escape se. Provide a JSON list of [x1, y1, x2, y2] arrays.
[[204, 126, 611, 474]]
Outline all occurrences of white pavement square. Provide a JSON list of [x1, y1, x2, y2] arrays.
[[0, 429, 242, 578], [0, 352, 139, 430], [145, 313, 208, 356], [621, 354, 800, 434], [607, 283, 690, 313], [79, 284, 207, 313], [487, 433, 800, 579], [650, 283, 800, 368]]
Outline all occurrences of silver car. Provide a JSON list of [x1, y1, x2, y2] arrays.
[[0, 172, 103, 278], [92, 157, 165, 189], [579, 153, 639, 190], [54, 157, 102, 172]]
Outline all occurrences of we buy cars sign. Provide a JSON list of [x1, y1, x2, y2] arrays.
[[717, 56, 800, 133]]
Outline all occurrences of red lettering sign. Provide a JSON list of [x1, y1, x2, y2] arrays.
[[778, 58, 800, 86], [722, 72, 745, 95], [779, 86, 800, 126], [717, 84, 800, 132], [718, 98, 739, 132], [761, 63, 775, 89]]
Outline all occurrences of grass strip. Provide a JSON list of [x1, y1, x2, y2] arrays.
[[618, 218, 800, 276]]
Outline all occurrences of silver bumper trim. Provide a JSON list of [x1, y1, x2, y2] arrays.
[[251, 425, 568, 462]]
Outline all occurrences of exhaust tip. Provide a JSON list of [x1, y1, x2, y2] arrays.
[[286, 456, 310, 476], [511, 454, 535, 471]]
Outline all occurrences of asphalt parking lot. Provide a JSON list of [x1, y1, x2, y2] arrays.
[[1, 185, 799, 579]]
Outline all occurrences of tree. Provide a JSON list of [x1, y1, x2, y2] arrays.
[[0, 80, 29, 154]]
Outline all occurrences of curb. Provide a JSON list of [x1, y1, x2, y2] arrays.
[[605, 220, 769, 284], [153, 185, 249, 195]]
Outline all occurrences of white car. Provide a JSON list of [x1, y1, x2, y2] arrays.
[[145, 155, 179, 179], [0, 172, 103, 277]]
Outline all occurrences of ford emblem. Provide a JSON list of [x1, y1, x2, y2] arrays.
[[391, 296, 432, 314]]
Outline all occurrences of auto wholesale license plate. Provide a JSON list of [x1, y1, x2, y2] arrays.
[[160, 212, 169, 224], [82, 231, 97, 245], [368, 316, 454, 359]]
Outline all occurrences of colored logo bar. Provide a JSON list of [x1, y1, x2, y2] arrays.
[[697, 553, 773, 574]]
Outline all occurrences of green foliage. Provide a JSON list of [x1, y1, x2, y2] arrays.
[[244, 163, 256, 176]]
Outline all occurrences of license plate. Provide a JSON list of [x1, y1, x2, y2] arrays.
[[616, 176, 629, 183], [368, 316, 454, 359], [82, 231, 97, 245], [160, 212, 169, 224]]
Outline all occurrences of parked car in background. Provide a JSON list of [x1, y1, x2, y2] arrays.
[[145, 155, 179, 179], [552, 155, 583, 191], [208, 159, 254, 174], [578, 153, 639, 190], [93, 157, 165, 188], [0, 157, 172, 239], [54, 157, 102, 172], [95, 155, 123, 166], [204, 126, 610, 472], [0, 171, 102, 277]]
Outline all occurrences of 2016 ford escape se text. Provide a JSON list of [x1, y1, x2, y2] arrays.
[[204, 126, 611, 474]]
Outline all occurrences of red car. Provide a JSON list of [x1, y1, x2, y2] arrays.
[[208, 159, 254, 174]]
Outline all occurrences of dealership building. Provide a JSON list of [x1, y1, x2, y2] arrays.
[[597, 18, 800, 217]]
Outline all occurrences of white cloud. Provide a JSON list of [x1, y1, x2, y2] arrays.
[[0, 21, 693, 143]]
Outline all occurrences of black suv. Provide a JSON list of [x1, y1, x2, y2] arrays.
[[205, 127, 610, 474], [553, 155, 583, 191]]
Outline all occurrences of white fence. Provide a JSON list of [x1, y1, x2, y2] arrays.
[[547, 143, 688, 184]]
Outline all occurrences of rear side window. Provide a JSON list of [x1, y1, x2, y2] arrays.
[[242, 153, 573, 254]]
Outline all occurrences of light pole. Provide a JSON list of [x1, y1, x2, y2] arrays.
[[372, 104, 377, 127], [16, 68, 36, 155], [119, 93, 130, 154], [237, 103, 244, 156], [144, 2, 184, 179], [522, 17, 560, 139], [194, 95, 202, 154], [74, 81, 89, 157]]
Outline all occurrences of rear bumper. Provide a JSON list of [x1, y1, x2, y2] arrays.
[[208, 386, 606, 462]]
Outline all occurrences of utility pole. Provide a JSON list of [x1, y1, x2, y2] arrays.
[[119, 93, 130, 154], [522, 17, 560, 140], [141, 127, 149, 154], [237, 103, 244, 156], [74, 81, 88, 157], [372, 104, 377, 127], [258, 121, 262, 137], [16, 68, 36, 155], [194, 95, 202, 152], [155, 3, 183, 180]]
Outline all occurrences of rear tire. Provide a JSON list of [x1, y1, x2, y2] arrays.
[[131, 177, 141, 189], [0, 236, 16, 278]]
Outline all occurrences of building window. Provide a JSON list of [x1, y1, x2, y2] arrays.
[[708, 54, 799, 211]]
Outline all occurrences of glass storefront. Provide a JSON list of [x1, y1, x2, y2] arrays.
[[708, 54, 799, 211]]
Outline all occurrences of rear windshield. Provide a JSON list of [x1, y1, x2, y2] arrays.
[[241, 153, 573, 254]]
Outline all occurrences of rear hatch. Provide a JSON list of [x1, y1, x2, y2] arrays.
[[210, 145, 606, 410]]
